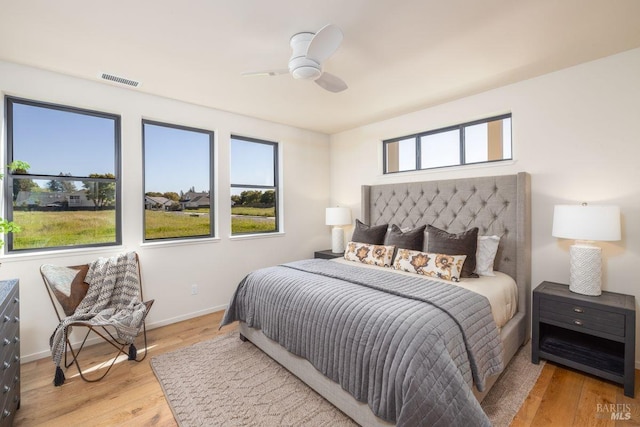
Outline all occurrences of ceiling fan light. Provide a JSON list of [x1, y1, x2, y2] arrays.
[[291, 66, 321, 80], [244, 24, 346, 92]]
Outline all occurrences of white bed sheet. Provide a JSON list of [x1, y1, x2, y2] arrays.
[[332, 258, 517, 329]]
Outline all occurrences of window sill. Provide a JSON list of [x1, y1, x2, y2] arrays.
[[141, 237, 221, 249], [229, 231, 285, 241], [381, 159, 518, 179], [0, 245, 128, 263]]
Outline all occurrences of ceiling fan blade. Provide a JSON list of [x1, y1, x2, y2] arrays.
[[241, 69, 289, 77], [306, 24, 343, 64], [315, 72, 348, 93]]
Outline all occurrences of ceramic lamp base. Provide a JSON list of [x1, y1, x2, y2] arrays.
[[569, 243, 602, 296], [331, 226, 345, 253]]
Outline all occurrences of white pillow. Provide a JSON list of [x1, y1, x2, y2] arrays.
[[475, 235, 500, 276]]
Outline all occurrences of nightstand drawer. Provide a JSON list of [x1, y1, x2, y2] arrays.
[[540, 297, 625, 337]]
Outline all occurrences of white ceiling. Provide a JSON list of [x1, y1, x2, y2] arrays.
[[1, 0, 639, 134]]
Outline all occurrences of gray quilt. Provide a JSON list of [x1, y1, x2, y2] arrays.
[[220, 259, 503, 427]]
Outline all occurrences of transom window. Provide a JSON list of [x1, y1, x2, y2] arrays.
[[230, 136, 278, 235], [143, 120, 214, 241], [5, 96, 121, 252], [384, 114, 512, 174]]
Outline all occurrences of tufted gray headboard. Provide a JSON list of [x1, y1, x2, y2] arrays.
[[361, 172, 531, 338]]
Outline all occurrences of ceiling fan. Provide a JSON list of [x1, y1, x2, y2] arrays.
[[242, 24, 348, 93]]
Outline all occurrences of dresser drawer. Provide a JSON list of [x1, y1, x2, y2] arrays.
[[0, 291, 18, 327], [539, 297, 625, 337], [0, 347, 18, 398], [0, 280, 18, 427]]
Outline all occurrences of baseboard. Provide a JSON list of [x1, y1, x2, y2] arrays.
[[20, 303, 228, 363], [145, 303, 227, 330]]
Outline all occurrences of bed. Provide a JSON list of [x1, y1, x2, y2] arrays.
[[221, 172, 531, 426]]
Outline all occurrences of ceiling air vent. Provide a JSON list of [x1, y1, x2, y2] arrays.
[[99, 72, 141, 88]]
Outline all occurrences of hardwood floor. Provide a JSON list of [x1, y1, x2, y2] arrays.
[[15, 311, 233, 427], [512, 363, 640, 427], [15, 311, 640, 426]]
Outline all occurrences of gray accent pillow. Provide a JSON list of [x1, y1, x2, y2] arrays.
[[351, 219, 388, 245], [427, 225, 479, 278], [384, 224, 426, 251]]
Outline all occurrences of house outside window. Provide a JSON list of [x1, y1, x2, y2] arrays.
[[230, 136, 278, 235], [5, 96, 121, 252], [143, 120, 214, 241], [384, 114, 512, 174]]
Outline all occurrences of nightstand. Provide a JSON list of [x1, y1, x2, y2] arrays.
[[314, 249, 343, 260], [532, 281, 636, 397]]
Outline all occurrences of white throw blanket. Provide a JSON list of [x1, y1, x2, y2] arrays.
[[49, 252, 147, 379]]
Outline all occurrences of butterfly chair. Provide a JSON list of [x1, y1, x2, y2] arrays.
[[41, 252, 154, 386]]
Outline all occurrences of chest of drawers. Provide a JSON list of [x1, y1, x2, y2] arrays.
[[0, 280, 19, 427]]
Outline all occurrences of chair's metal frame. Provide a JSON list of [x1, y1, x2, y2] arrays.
[[41, 253, 154, 383]]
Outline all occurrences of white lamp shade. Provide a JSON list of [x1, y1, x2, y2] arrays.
[[552, 205, 621, 242], [325, 207, 351, 226]]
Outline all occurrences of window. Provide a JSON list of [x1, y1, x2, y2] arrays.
[[5, 97, 121, 252], [230, 136, 278, 235], [384, 114, 512, 174], [420, 129, 460, 169], [384, 137, 416, 172], [143, 120, 214, 241]]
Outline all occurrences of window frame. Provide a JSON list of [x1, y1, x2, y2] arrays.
[[230, 135, 279, 236], [383, 113, 512, 174], [142, 119, 216, 242], [4, 95, 122, 253]]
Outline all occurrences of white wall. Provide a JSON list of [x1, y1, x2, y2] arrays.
[[5, 47, 639, 365], [329, 48, 640, 364], [0, 61, 331, 361]]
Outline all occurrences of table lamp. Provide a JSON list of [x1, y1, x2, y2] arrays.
[[326, 207, 351, 253], [552, 204, 621, 296]]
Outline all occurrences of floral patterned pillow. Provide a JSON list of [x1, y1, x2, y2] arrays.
[[344, 241, 395, 267], [393, 248, 467, 282]]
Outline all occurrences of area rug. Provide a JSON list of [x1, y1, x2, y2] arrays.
[[151, 333, 543, 427], [481, 342, 544, 426]]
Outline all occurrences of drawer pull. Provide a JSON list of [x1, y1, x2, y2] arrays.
[[2, 386, 9, 394], [574, 320, 583, 326], [2, 316, 9, 323], [2, 339, 9, 346], [2, 409, 9, 418], [3, 362, 10, 370], [573, 307, 584, 313], [13, 337, 19, 344], [13, 355, 19, 363], [13, 316, 19, 323], [13, 297, 18, 304]]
